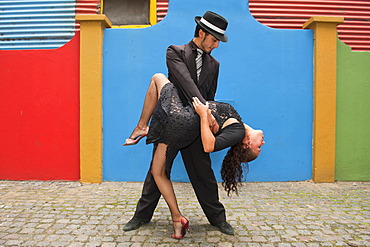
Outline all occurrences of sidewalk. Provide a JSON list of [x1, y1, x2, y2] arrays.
[[0, 180, 369, 247]]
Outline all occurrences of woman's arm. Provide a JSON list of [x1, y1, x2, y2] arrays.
[[192, 97, 216, 152]]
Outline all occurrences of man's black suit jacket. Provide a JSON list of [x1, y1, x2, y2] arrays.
[[166, 40, 220, 105]]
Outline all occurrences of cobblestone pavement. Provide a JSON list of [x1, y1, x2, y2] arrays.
[[0, 180, 369, 247]]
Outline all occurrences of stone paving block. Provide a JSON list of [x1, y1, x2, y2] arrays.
[[0, 181, 369, 246]]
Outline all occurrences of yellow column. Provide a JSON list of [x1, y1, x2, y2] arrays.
[[76, 15, 112, 183], [303, 16, 343, 183], [150, 0, 157, 26]]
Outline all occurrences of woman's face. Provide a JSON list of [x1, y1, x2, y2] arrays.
[[245, 129, 265, 156]]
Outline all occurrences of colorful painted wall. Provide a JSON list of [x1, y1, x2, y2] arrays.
[[1, 0, 369, 183], [102, 0, 314, 182], [0, 34, 80, 180], [336, 40, 370, 181]]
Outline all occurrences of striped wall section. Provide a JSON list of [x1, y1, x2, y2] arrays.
[[75, 0, 100, 30], [2, 1, 368, 51], [76, 0, 99, 15], [0, 0, 76, 50], [0, 0, 99, 50], [156, 0, 168, 22], [249, 0, 370, 51]]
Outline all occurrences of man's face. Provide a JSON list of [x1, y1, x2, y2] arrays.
[[199, 30, 220, 53]]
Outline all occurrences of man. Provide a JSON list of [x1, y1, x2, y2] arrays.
[[123, 11, 234, 235]]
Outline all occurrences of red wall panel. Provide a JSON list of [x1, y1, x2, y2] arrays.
[[0, 33, 80, 180]]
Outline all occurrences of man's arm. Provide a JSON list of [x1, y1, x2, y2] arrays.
[[206, 64, 219, 101], [166, 45, 207, 105]]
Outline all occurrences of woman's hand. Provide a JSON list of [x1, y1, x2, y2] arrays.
[[192, 97, 209, 117], [192, 97, 215, 152]]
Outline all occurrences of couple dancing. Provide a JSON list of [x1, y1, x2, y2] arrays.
[[122, 11, 265, 239]]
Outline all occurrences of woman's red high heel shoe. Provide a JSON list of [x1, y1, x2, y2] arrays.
[[123, 125, 149, 146], [171, 216, 189, 240]]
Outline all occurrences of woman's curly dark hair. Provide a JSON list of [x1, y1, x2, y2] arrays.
[[221, 142, 258, 196]]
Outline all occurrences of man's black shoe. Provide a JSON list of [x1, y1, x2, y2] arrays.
[[212, 221, 234, 235], [123, 217, 150, 231]]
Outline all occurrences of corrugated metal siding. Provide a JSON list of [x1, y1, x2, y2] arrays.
[[249, 0, 370, 51], [76, 0, 99, 15], [0, 0, 76, 50], [75, 0, 100, 30], [157, 0, 168, 22]]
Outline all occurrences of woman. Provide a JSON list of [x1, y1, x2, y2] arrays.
[[123, 73, 265, 239]]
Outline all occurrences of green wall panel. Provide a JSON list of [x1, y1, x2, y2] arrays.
[[336, 40, 370, 181]]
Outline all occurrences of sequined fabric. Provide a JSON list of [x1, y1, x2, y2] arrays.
[[146, 83, 199, 150], [208, 102, 243, 127], [146, 83, 243, 149]]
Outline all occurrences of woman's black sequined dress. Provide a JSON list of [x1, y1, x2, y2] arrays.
[[146, 83, 244, 151]]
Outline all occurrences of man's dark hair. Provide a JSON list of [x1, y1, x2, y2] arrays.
[[194, 24, 209, 38]]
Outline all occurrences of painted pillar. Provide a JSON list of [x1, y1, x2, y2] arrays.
[[303, 16, 344, 182], [76, 15, 112, 183], [150, 0, 157, 25]]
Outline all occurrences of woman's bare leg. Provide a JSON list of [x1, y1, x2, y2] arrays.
[[151, 143, 183, 237], [126, 73, 170, 142]]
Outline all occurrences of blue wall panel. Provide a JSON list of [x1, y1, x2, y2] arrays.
[[102, 0, 313, 182]]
